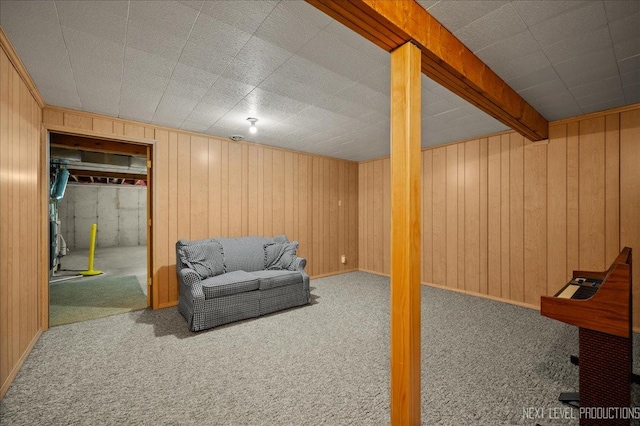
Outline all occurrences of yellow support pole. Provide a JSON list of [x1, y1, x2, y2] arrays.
[[80, 223, 102, 276]]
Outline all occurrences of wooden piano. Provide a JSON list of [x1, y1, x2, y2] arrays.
[[541, 247, 633, 426]]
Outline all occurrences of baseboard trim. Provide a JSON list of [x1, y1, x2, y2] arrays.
[[0, 328, 43, 400], [158, 301, 178, 309], [310, 269, 359, 280], [357, 269, 540, 311], [422, 281, 540, 311]]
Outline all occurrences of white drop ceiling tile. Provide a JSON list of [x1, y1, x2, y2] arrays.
[[126, 23, 186, 62], [209, 112, 249, 132], [365, 92, 391, 115], [511, 1, 588, 27], [581, 98, 627, 115], [0, 2, 74, 87], [75, 74, 121, 105], [614, 38, 640, 62], [128, 0, 198, 40], [475, 30, 540, 64], [178, 41, 235, 76], [178, 1, 202, 12], [276, 56, 353, 95], [258, 73, 326, 106], [180, 120, 210, 133], [279, 0, 333, 30], [297, 31, 384, 83], [118, 100, 156, 123], [554, 48, 619, 88], [358, 67, 390, 96], [620, 69, 640, 88], [188, 13, 252, 58], [61, 25, 123, 83], [228, 35, 291, 71], [260, 122, 299, 139], [124, 46, 175, 78], [55, 0, 128, 45], [455, 3, 527, 52], [604, 1, 640, 22], [505, 66, 560, 92], [253, 3, 322, 54], [120, 83, 164, 108], [618, 54, 640, 74], [245, 88, 310, 115], [609, 12, 640, 44], [202, 77, 255, 109], [172, 63, 219, 90], [164, 79, 207, 102], [199, 0, 277, 34], [529, 1, 607, 48], [153, 94, 198, 127], [37, 82, 82, 110], [433, 107, 471, 123], [569, 75, 623, 100], [575, 85, 625, 108], [336, 101, 376, 120], [186, 102, 228, 125], [322, 21, 390, 66], [221, 37, 292, 86], [313, 94, 353, 113], [489, 50, 551, 81], [203, 124, 234, 138], [427, 1, 508, 33], [624, 83, 640, 103], [81, 103, 119, 118], [542, 25, 612, 65], [423, 99, 457, 117], [517, 78, 567, 103], [122, 66, 170, 93], [222, 57, 275, 87], [359, 111, 388, 125], [334, 83, 382, 107], [527, 90, 581, 120]]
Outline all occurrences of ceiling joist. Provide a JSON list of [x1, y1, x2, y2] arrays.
[[50, 133, 148, 157], [307, 0, 549, 141], [66, 169, 147, 182]]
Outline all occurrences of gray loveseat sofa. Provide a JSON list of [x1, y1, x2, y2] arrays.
[[176, 235, 310, 331]]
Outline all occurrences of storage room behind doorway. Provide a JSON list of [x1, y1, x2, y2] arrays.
[[49, 137, 148, 327]]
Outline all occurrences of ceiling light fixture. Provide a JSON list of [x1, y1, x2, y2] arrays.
[[247, 117, 258, 134]]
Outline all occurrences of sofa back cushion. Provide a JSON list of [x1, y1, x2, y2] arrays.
[[217, 236, 274, 272], [264, 241, 298, 270], [176, 239, 225, 279]]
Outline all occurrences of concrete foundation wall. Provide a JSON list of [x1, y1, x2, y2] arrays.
[[58, 183, 147, 250]]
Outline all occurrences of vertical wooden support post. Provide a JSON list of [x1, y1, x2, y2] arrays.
[[390, 41, 422, 425]]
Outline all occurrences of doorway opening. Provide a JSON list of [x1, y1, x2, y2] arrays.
[[47, 131, 153, 327]]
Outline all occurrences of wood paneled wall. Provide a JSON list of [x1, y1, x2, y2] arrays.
[[42, 106, 359, 309], [359, 105, 640, 327], [0, 40, 43, 398]]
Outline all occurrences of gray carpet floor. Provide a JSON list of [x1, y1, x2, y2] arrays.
[[1, 272, 638, 425]]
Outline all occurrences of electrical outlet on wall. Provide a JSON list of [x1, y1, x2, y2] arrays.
[[340, 255, 346, 264]]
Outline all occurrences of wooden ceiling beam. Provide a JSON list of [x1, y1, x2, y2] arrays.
[[306, 0, 549, 141]]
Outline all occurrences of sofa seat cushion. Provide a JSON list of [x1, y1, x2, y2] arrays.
[[201, 270, 259, 299], [249, 270, 302, 290]]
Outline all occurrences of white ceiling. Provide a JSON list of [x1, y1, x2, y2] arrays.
[[1, 0, 638, 161]]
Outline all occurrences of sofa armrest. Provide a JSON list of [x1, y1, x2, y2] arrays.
[[288, 257, 310, 297], [288, 256, 307, 272], [178, 267, 205, 301]]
